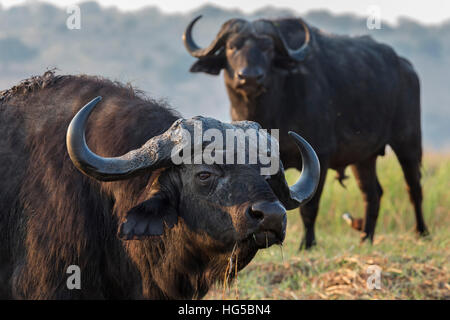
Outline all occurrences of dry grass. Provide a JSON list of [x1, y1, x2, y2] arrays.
[[205, 152, 450, 300]]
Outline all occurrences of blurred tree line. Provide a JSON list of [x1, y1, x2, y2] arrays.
[[0, 1, 448, 149]]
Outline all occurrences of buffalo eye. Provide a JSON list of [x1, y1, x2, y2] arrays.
[[197, 172, 212, 181], [228, 38, 243, 51], [227, 43, 236, 51]]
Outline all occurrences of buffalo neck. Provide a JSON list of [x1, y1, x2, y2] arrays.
[[121, 223, 231, 299]]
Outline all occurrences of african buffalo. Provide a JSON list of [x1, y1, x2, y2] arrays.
[[184, 16, 429, 249], [0, 71, 319, 299]]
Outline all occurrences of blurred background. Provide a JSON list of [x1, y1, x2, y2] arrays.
[[0, 0, 449, 149], [0, 1, 448, 299]]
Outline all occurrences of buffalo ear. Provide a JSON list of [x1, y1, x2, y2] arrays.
[[190, 55, 225, 75], [118, 192, 178, 240]]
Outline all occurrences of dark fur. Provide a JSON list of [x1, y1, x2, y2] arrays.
[[0, 71, 277, 299], [189, 18, 428, 247]]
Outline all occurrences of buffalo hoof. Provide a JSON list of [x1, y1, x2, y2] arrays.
[[417, 228, 431, 239], [298, 236, 317, 251], [360, 232, 374, 244]]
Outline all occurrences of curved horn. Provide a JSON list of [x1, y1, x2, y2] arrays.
[[269, 132, 320, 210], [183, 15, 223, 58], [183, 15, 204, 57], [285, 131, 320, 207], [276, 19, 311, 62], [183, 15, 247, 58], [66, 97, 172, 181]]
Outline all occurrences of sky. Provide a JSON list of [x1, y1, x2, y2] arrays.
[[1, 0, 450, 25]]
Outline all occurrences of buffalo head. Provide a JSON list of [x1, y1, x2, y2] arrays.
[[183, 16, 311, 98], [67, 97, 319, 272]]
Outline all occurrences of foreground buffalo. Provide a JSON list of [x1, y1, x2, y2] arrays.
[[184, 16, 429, 248], [0, 71, 319, 299]]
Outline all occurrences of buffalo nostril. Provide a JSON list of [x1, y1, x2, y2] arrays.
[[237, 69, 264, 84], [251, 201, 286, 220], [250, 201, 286, 239], [248, 207, 264, 221]]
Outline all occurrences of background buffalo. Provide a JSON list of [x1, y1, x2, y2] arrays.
[[184, 16, 428, 248]]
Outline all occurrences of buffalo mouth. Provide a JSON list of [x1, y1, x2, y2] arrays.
[[236, 82, 266, 97], [244, 230, 285, 249]]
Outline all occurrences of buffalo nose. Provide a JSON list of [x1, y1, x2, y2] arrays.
[[237, 68, 265, 84], [248, 201, 287, 240]]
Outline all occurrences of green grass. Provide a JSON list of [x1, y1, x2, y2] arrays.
[[206, 151, 450, 300]]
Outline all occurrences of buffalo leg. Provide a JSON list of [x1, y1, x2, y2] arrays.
[[391, 146, 429, 236], [352, 156, 382, 242], [298, 160, 328, 250]]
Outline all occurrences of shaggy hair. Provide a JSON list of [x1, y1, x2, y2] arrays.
[[0, 71, 238, 299]]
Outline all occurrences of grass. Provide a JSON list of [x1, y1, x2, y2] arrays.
[[205, 151, 450, 300]]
